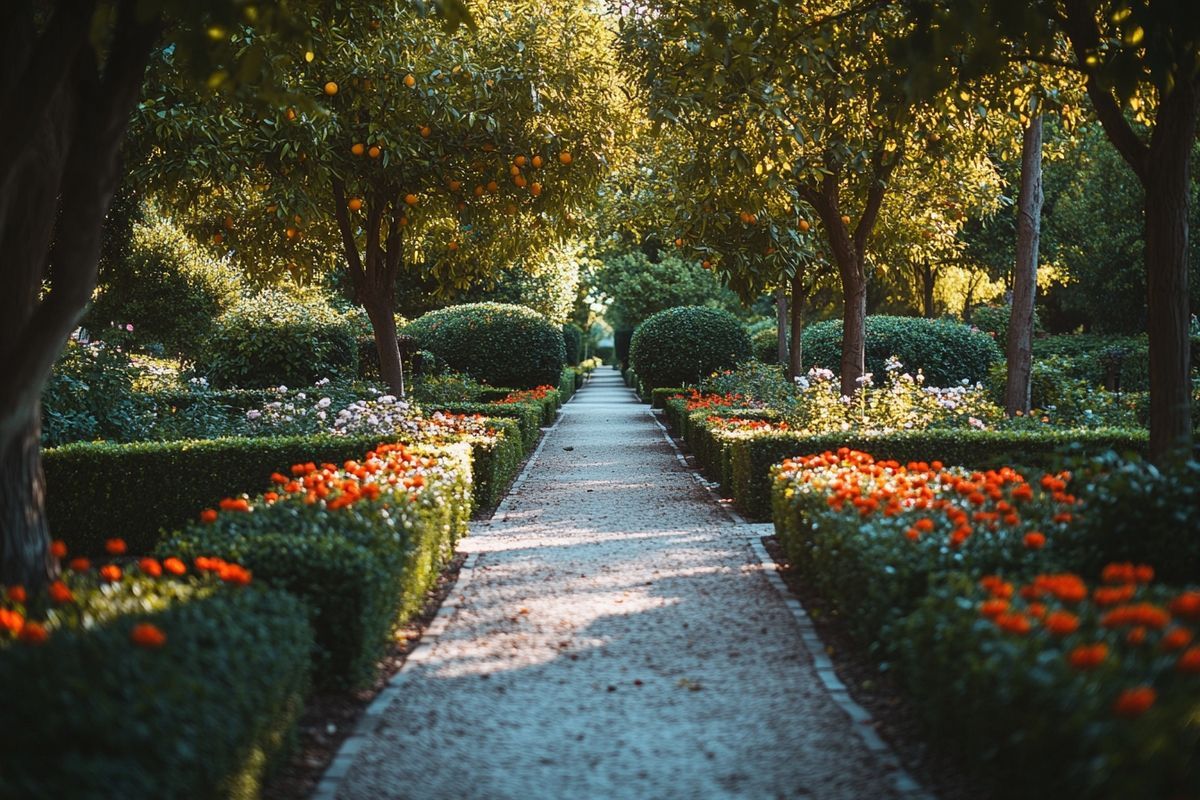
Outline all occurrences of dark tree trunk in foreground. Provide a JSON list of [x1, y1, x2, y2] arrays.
[[775, 287, 788, 365], [1005, 115, 1043, 417], [0, 4, 160, 595], [1062, 1, 1195, 461], [788, 264, 806, 380], [917, 258, 936, 318], [333, 180, 407, 397]]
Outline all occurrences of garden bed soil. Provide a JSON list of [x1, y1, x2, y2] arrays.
[[261, 552, 467, 800], [761, 535, 988, 800]]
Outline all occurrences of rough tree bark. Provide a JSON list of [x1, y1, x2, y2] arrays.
[[918, 259, 936, 318], [0, 3, 161, 594], [788, 264, 806, 380], [332, 180, 407, 397], [775, 287, 788, 365], [1005, 115, 1043, 417]]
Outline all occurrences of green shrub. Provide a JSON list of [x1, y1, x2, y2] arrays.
[[0, 580, 311, 799], [41, 340, 155, 446], [457, 418, 525, 512], [410, 372, 486, 405], [1032, 334, 1151, 391], [87, 218, 241, 358], [158, 443, 470, 688], [406, 302, 565, 389], [563, 323, 584, 366], [986, 357, 1141, 428], [196, 288, 358, 389], [557, 367, 576, 404], [971, 303, 1043, 342], [428, 403, 542, 452], [730, 428, 1149, 521], [751, 326, 779, 363], [651, 387, 689, 409], [629, 306, 752, 394], [803, 315, 1002, 386]]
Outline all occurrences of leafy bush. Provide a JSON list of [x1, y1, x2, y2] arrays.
[[87, 218, 241, 358], [406, 302, 565, 389], [629, 306, 752, 393], [410, 372, 485, 405], [751, 326, 780, 363], [1032, 334, 1151, 392], [987, 357, 1141, 428], [160, 443, 470, 688], [196, 288, 358, 389], [594, 251, 739, 331], [41, 340, 156, 447], [971, 303, 1043, 341], [802, 315, 1002, 386], [427, 402, 542, 451], [0, 573, 311, 799], [563, 323, 584, 365]]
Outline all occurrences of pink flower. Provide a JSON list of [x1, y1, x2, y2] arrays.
[[125, 323, 134, 332]]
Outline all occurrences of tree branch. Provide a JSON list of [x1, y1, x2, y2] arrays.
[[854, 142, 901, 254], [331, 177, 368, 297]]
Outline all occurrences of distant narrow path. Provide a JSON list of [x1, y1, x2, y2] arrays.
[[327, 370, 909, 799]]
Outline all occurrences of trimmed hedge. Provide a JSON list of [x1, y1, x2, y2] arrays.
[[428, 402, 542, 451], [457, 418, 525, 513], [406, 302, 566, 389], [558, 367, 577, 404], [629, 306, 752, 394], [478, 388, 560, 426], [803, 315, 1002, 386], [651, 387, 689, 409], [159, 444, 471, 689], [0, 584, 312, 798], [563, 322, 584, 365], [730, 428, 1150, 520]]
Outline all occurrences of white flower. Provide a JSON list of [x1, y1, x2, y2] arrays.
[[379, 395, 397, 404], [794, 376, 810, 390], [246, 410, 262, 421], [855, 372, 874, 387], [969, 416, 986, 430], [316, 377, 330, 387], [317, 397, 332, 409]]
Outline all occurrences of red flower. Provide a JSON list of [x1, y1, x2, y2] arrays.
[[0, 609, 23, 635], [1113, 686, 1156, 718], [980, 598, 1009, 619], [995, 612, 1032, 635], [1068, 643, 1108, 671], [104, 538, 127, 555], [50, 540, 68, 559], [1176, 647, 1200, 674], [1161, 628, 1193, 652], [6, 586, 26, 604], [18, 621, 48, 645], [1126, 626, 1147, 646], [1169, 591, 1200, 621], [199, 509, 218, 524], [98, 565, 122, 583], [1022, 531, 1046, 550], [68, 557, 91, 573], [130, 623, 166, 649], [48, 581, 73, 605], [163, 557, 187, 576], [139, 558, 163, 578], [1044, 610, 1079, 637]]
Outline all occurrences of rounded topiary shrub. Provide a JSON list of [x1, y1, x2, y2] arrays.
[[752, 326, 779, 363], [802, 315, 1001, 386], [629, 306, 753, 392], [196, 289, 358, 389], [405, 303, 565, 389], [87, 219, 241, 358], [563, 323, 584, 366]]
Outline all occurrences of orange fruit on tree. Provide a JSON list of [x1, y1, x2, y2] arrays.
[[448, 240, 459, 251], [448, 179, 462, 192], [405, 193, 419, 206], [368, 145, 381, 158], [701, 259, 712, 270], [530, 182, 542, 197], [324, 81, 338, 96], [223, 215, 234, 231], [486, 180, 499, 193], [293, 214, 303, 224], [212, 232, 223, 244], [840, 214, 851, 225], [514, 155, 527, 167], [559, 150, 572, 165], [456, 201, 466, 211], [420, 125, 431, 138], [531, 154, 544, 168], [510, 164, 521, 176], [348, 197, 363, 211], [482, 142, 495, 153], [285, 108, 296, 121], [399, 216, 408, 226], [674, 237, 683, 247], [798, 219, 810, 232], [351, 142, 365, 156], [514, 174, 527, 188], [285, 227, 298, 240], [473, 184, 485, 197], [404, 73, 416, 88]]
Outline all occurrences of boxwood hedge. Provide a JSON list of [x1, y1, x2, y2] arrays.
[[629, 306, 752, 394]]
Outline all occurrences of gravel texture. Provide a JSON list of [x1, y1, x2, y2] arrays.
[[330, 371, 907, 800]]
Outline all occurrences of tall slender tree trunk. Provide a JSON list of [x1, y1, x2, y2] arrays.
[[363, 298, 406, 397], [0, 412, 56, 593], [1142, 92, 1195, 459], [920, 259, 936, 318], [775, 287, 788, 365], [788, 264, 806, 380], [1005, 115, 1043, 416]]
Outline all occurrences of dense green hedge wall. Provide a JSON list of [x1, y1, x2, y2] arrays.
[[428, 402, 543, 451], [557, 367, 576, 404], [803, 315, 1002, 386], [458, 419, 525, 513], [159, 444, 471, 689], [730, 428, 1149, 520], [0, 584, 312, 799], [629, 306, 752, 394], [406, 302, 566, 389], [563, 323, 584, 366]]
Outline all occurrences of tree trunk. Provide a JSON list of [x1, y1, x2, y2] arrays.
[[364, 298, 406, 397], [1142, 91, 1196, 460], [788, 264, 806, 380], [920, 259, 936, 318], [0, 409, 55, 596], [1005, 115, 1043, 417], [775, 286, 788, 365]]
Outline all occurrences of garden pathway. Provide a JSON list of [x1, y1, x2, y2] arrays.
[[322, 370, 916, 800]]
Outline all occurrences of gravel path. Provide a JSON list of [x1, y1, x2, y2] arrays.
[[329, 371, 908, 800]]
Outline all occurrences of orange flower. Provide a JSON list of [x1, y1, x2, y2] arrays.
[[68, 557, 91, 573], [163, 557, 187, 576], [1044, 610, 1079, 637], [200, 509, 218, 524], [130, 623, 166, 649], [1068, 643, 1108, 671], [1161, 628, 1193, 652], [48, 580, 72, 605], [50, 540, 68, 559], [104, 538, 126, 555], [217, 497, 250, 513], [1101, 562, 1154, 585], [1101, 603, 1170, 630], [1176, 647, 1200, 674], [1169, 591, 1200, 621], [915, 518, 935, 533], [995, 612, 1032, 635], [1032, 574, 1087, 604], [0, 608, 23, 635], [18, 621, 48, 645], [1126, 627, 1147, 646], [980, 598, 1009, 619], [6, 586, 26, 604], [1023, 531, 1046, 550], [1093, 585, 1136, 606], [1113, 686, 1156, 718], [980, 575, 1014, 599], [139, 558, 162, 578], [99, 565, 122, 583], [1026, 602, 1047, 619]]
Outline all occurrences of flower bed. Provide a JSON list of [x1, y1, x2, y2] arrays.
[[0, 544, 311, 798]]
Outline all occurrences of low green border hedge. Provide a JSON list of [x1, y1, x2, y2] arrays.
[[429, 402, 542, 452], [731, 428, 1149, 520], [651, 387, 689, 410], [0, 584, 312, 798], [462, 418, 525, 513], [477, 389, 559, 425]]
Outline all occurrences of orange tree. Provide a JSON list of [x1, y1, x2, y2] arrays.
[[0, 0, 475, 596], [135, 0, 627, 397], [899, 0, 1198, 459], [614, 0, 995, 396]]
